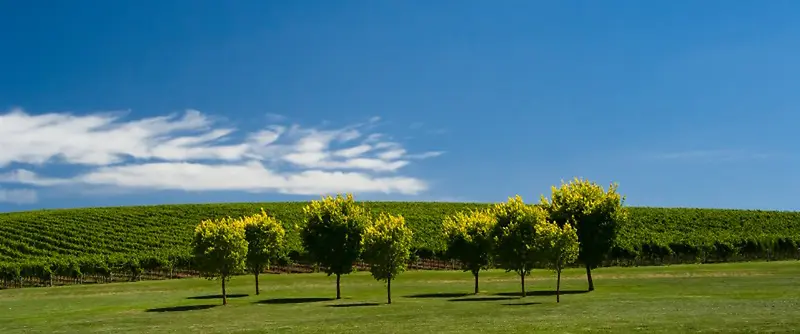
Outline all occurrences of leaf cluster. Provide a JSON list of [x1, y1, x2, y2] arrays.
[[192, 216, 248, 279], [361, 213, 414, 282], [540, 177, 627, 267], [241, 209, 288, 274], [490, 195, 551, 276], [300, 194, 371, 276], [442, 208, 496, 273]]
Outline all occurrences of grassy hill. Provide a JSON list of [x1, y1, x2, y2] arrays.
[[1, 202, 799, 267]]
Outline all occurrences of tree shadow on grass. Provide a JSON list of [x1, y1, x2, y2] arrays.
[[187, 294, 249, 300], [327, 302, 381, 308], [146, 305, 218, 312], [404, 292, 472, 299], [494, 290, 589, 297], [256, 297, 335, 305], [448, 297, 518, 302], [502, 302, 542, 306]]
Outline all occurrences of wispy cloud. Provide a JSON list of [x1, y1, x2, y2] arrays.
[[0, 188, 37, 204], [0, 108, 443, 196], [649, 149, 772, 162]]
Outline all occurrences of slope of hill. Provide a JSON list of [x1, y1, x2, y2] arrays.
[[1, 202, 798, 266]]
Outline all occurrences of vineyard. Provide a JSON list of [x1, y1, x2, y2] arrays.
[[1, 202, 800, 288]]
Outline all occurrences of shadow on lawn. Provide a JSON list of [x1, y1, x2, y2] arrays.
[[327, 302, 381, 308], [187, 294, 249, 300], [494, 290, 589, 297], [448, 297, 518, 302], [256, 297, 335, 305], [502, 302, 542, 306], [146, 305, 218, 313], [404, 292, 472, 299]]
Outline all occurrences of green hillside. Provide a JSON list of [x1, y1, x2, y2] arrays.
[[1, 202, 799, 267]]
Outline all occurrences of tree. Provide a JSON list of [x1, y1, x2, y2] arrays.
[[300, 193, 371, 300], [361, 213, 413, 304], [192, 216, 248, 305], [536, 220, 580, 302], [539, 177, 628, 291], [490, 195, 549, 297], [241, 209, 287, 295], [442, 208, 496, 294]]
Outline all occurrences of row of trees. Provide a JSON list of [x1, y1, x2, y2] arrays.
[[443, 195, 580, 302], [441, 177, 625, 302], [192, 209, 287, 305], [192, 197, 414, 305], [191, 178, 626, 305]]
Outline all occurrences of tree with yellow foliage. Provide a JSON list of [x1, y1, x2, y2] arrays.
[[490, 195, 549, 297], [241, 209, 287, 296], [191, 216, 248, 305], [361, 213, 413, 304], [300, 193, 371, 299], [442, 208, 496, 294], [536, 221, 580, 302], [540, 178, 627, 291]]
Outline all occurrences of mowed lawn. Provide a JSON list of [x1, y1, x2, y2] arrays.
[[1, 261, 799, 333]]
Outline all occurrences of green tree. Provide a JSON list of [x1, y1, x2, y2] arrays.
[[536, 221, 580, 302], [540, 177, 628, 291], [490, 195, 548, 297], [361, 213, 414, 304], [300, 193, 371, 299], [192, 216, 248, 305], [242, 209, 287, 295], [442, 208, 496, 294]]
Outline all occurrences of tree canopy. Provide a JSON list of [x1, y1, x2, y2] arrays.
[[540, 177, 627, 291], [300, 193, 371, 299], [490, 195, 549, 297], [242, 209, 287, 295], [536, 220, 580, 302], [442, 208, 496, 294], [191, 216, 248, 305], [361, 213, 414, 304]]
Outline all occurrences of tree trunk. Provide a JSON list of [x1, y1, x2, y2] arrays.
[[255, 272, 260, 295], [387, 275, 392, 304], [473, 271, 479, 295], [557, 269, 561, 303], [222, 277, 228, 306], [336, 273, 341, 299], [586, 265, 594, 291], [520, 273, 526, 297]]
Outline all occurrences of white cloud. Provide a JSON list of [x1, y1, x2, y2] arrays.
[[365, 133, 383, 143], [2, 162, 426, 195], [0, 108, 443, 196], [0, 108, 248, 166], [408, 151, 445, 159], [378, 149, 406, 160], [333, 145, 372, 158], [0, 188, 38, 204]]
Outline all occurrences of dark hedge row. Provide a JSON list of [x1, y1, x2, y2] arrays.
[[1, 203, 799, 276], [0, 251, 195, 288]]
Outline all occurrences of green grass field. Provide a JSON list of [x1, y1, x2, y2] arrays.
[[2, 261, 798, 333]]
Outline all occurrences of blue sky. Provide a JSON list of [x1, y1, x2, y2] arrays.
[[1, 0, 799, 211]]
